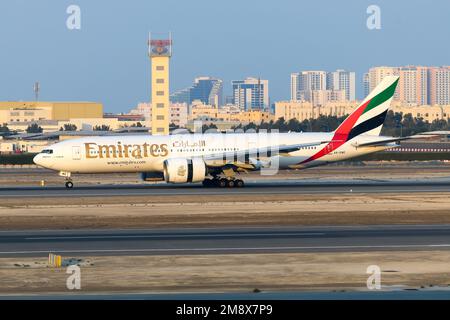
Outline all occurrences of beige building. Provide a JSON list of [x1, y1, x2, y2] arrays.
[[429, 66, 450, 106], [0, 107, 52, 124], [215, 105, 240, 122], [368, 66, 400, 93], [391, 104, 450, 123], [274, 101, 355, 122], [190, 101, 219, 120], [368, 66, 450, 106], [130, 102, 188, 128], [231, 110, 272, 124], [189, 101, 271, 124], [169, 102, 189, 127], [0, 101, 103, 122], [275, 100, 450, 123], [310, 90, 346, 106], [398, 66, 428, 106]]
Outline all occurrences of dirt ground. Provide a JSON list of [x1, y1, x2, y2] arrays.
[[1, 193, 450, 230], [1, 251, 450, 294]]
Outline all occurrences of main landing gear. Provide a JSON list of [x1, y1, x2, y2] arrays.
[[202, 178, 244, 188]]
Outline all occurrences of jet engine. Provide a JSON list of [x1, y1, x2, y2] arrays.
[[163, 158, 206, 183]]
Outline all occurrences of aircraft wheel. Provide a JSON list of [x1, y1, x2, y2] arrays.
[[235, 179, 244, 188], [218, 178, 227, 188], [227, 180, 235, 188], [65, 181, 74, 189]]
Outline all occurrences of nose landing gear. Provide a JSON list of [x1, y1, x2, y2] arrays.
[[59, 171, 74, 189], [65, 181, 74, 189]]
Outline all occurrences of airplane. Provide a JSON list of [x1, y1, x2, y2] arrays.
[[33, 75, 437, 189]]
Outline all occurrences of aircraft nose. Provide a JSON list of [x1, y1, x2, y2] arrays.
[[33, 154, 45, 167]]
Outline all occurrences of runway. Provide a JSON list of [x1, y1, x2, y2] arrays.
[[2, 225, 450, 258], [1, 178, 450, 197], [3, 290, 450, 300]]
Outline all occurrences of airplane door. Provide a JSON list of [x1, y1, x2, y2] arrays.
[[72, 146, 81, 160]]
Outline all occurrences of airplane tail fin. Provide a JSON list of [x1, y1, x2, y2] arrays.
[[335, 75, 399, 140]]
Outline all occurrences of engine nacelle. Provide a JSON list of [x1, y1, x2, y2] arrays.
[[163, 158, 206, 184]]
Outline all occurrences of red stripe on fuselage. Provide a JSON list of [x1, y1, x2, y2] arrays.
[[300, 99, 371, 164]]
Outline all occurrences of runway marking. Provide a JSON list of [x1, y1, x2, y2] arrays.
[[24, 233, 325, 240], [2, 244, 450, 255]]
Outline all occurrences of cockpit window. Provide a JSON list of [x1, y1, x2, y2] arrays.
[[41, 149, 53, 154]]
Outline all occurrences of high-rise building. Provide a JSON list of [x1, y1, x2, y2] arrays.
[[363, 73, 370, 98], [290, 71, 328, 102], [300, 71, 327, 101], [368, 65, 450, 106], [291, 71, 351, 104], [149, 33, 172, 135], [429, 66, 450, 106], [170, 77, 223, 107], [170, 88, 190, 105], [368, 66, 399, 91], [232, 77, 269, 111], [397, 66, 428, 106], [224, 95, 234, 105], [290, 73, 299, 101], [190, 77, 223, 106], [326, 70, 356, 101], [368, 67, 400, 100]]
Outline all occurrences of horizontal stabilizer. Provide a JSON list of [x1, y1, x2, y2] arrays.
[[353, 132, 448, 147]]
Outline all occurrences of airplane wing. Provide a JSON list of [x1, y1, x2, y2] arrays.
[[353, 131, 450, 147], [203, 140, 331, 162]]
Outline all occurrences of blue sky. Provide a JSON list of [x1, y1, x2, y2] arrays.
[[0, 0, 449, 112]]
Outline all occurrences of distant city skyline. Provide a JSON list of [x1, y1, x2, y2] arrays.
[[1, 1, 450, 112]]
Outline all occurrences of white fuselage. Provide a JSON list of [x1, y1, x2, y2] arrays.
[[33, 132, 391, 174]]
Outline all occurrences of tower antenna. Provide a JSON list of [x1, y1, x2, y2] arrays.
[[33, 82, 40, 101]]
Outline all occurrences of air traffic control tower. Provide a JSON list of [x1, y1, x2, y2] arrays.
[[148, 32, 172, 135]]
